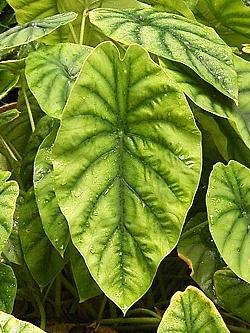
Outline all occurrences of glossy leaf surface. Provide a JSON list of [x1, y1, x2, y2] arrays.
[[89, 8, 238, 101], [157, 286, 229, 333], [0, 12, 77, 51], [0, 264, 16, 313], [26, 43, 92, 119], [207, 160, 250, 284], [0, 311, 45, 332], [53, 42, 201, 312]]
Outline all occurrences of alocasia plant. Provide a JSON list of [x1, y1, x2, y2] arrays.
[[0, 0, 249, 332]]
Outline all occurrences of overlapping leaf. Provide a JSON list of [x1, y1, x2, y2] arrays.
[[0, 311, 45, 332], [0, 12, 77, 51], [207, 160, 250, 284], [53, 41, 201, 312], [89, 8, 238, 101], [0, 264, 16, 313], [0, 171, 19, 253], [26, 43, 92, 119], [157, 286, 229, 333], [34, 128, 69, 255]]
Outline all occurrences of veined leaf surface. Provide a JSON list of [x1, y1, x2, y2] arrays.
[[0, 171, 19, 253], [0, 264, 16, 313], [53, 42, 201, 312], [196, 0, 250, 46], [207, 160, 250, 284], [178, 213, 224, 299], [214, 269, 250, 323], [0, 12, 77, 51], [157, 286, 229, 333], [26, 43, 92, 119], [19, 188, 64, 287], [0, 311, 45, 332], [34, 128, 69, 255], [89, 8, 238, 102]]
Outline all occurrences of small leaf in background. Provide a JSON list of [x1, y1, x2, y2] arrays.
[[0, 263, 16, 313], [0, 68, 19, 100], [207, 160, 250, 284], [178, 213, 225, 299], [195, 0, 250, 47], [19, 188, 64, 288], [157, 286, 229, 333], [214, 269, 250, 323], [0, 109, 19, 127], [89, 8, 238, 102], [53, 41, 201, 313], [34, 128, 70, 256], [0, 311, 46, 332], [69, 244, 102, 303], [26, 43, 92, 119], [0, 170, 19, 253], [0, 12, 77, 51]]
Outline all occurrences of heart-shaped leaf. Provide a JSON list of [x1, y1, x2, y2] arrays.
[[0, 171, 19, 253], [178, 213, 224, 299], [207, 160, 250, 284], [0, 12, 77, 51], [0, 311, 46, 332], [214, 269, 250, 323], [34, 128, 69, 255], [89, 8, 238, 102], [26, 43, 92, 119], [157, 286, 229, 333], [19, 188, 64, 287], [0, 264, 16, 313], [53, 42, 201, 313]]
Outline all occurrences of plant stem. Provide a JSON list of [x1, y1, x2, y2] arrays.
[[79, 10, 87, 45], [227, 326, 250, 333], [22, 88, 35, 132], [55, 275, 62, 318], [99, 317, 160, 326], [68, 22, 79, 44], [98, 295, 107, 320], [33, 293, 46, 330], [109, 300, 117, 318], [222, 312, 250, 326], [61, 275, 78, 299], [127, 308, 161, 319], [0, 135, 20, 161]]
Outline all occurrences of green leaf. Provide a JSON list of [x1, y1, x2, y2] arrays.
[[53, 42, 201, 313], [34, 127, 69, 256], [195, 0, 250, 46], [0, 311, 46, 332], [0, 109, 19, 128], [26, 43, 92, 119], [157, 286, 229, 333], [0, 12, 77, 51], [214, 269, 250, 323], [0, 69, 19, 100], [0, 264, 16, 313], [0, 171, 19, 254], [207, 160, 250, 284], [89, 8, 238, 102], [19, 188, 64, 287], [178, 213, 224, 299], [69, 244, 101, 302], [160, 56, 250, 150]]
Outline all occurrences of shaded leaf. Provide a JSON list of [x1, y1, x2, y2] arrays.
[[0, 109, 19, 128], [0, 69, 19, 100], [207, 160, 250, 284], [53, 42, 201, 313], [0, 264, 16, 313]]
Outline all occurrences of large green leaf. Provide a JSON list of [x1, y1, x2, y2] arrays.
[[0, 171, 19, 253], [0, 311, 45, 332], [89, 8, 238, 102], [69, 244, 101, 302], [195, 0, 250, 46], [207, 160, 250, 284], [0, 12, 77, 51], [160, 56, 250, 150], [178, 213, 224, 299], [53, 42, 201, 312], [214, 269, 250, 323], [157, 286, 229, 333], [19, 188, 64, 287], [0, 264, 16, 313], [34, 128, 69, 256], [26, 43, 92, 119]]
